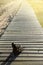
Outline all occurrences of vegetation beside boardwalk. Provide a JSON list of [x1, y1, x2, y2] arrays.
[[0, 0, 14, 5], [27, 0, 43, 27]]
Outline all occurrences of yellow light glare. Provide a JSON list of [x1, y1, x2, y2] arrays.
[[27, 0, 43, 27]]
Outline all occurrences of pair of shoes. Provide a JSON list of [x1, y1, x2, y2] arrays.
[[12, 42, 23, 55]]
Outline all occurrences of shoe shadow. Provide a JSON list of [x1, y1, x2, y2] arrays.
[[1, 52, 20, 65]]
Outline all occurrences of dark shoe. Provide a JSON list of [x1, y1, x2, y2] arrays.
[[12, 43, 23, 55]]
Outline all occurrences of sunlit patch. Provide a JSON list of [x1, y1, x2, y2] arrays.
[[27, 0, 43, 27]]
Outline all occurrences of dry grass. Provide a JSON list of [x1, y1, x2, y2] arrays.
[[27, 0, 43, 27], [0, 0, 14, 5]]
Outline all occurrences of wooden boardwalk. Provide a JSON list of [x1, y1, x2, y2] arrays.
[[0, 0, 43, 65]]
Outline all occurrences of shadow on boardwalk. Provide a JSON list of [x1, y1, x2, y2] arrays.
[[1, 52, 20, 65]]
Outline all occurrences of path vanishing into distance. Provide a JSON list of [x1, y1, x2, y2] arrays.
[[0, 0, 43, 65], [0, 0, 43, 42]]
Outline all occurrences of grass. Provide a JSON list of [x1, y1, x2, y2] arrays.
[[27, 0, 43, 27], [0, 0, 14, 5], [0, 0, 14, 16]]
